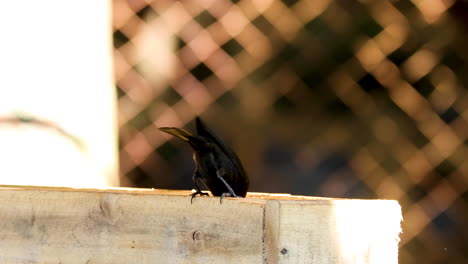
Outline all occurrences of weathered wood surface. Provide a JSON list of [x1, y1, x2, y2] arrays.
[[0, 185, 401, 264]]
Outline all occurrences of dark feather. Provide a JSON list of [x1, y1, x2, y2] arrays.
[[159, 117, 249, 199], [195, 117, 248, 182]]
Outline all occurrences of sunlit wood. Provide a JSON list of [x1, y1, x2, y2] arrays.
[[0, 185, 401, 263]]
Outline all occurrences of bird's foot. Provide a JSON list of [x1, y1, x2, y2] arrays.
[[219, 192, 243, 204], [190, 190, 209, 204]]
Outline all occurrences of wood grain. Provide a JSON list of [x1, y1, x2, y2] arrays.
[[0, 185, 401, 264]]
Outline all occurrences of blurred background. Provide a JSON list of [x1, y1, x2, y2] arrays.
[[114, 0, 468, 263]]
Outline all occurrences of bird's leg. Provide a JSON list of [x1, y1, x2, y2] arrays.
[[216, 169, 242, 204], [190, 171, 209, 204], [192, 171, 206, 193], [216, 169, 238, 196]]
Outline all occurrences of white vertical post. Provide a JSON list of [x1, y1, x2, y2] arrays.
[[0, 1, 118, 187]]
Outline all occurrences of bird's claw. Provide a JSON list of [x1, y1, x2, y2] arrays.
[[190, 190, 209, 204], [219, 192, 242, 204]]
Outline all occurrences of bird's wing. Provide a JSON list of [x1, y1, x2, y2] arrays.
[[195, 117, 247, 177]]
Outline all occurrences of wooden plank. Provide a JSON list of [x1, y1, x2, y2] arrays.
[[0, 186, 401, 264], [265, 200, 401, 264]]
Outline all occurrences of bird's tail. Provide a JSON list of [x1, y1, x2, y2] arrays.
[[159, 127, 193, 142]]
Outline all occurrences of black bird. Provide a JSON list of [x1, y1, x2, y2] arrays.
[[159, 117, 249, 202]]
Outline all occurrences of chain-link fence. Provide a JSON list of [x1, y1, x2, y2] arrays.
[[113, 0, 468, 263]]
